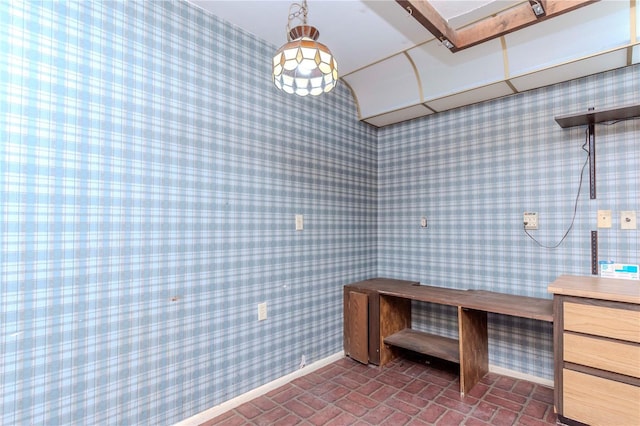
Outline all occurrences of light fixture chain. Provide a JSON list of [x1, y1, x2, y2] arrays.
[[286, 1, 308, 41]]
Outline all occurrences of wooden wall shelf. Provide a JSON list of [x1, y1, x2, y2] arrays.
[[555, 104, 640, 128]]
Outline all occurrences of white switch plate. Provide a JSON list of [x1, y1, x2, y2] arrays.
[[621, 211, 637, 230], [295, 214, 303, 231], [597, 210, 612, 228], [523, 212, 538, 230], [258, 302, 267, 321], [421, 217, 428, 228]]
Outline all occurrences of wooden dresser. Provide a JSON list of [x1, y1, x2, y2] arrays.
[[548, 275, 640, 426]]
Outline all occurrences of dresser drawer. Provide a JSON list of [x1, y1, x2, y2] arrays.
[[564, 332, 640, 378], [563, 369, 640, 426], [564, 302, 640, 343]]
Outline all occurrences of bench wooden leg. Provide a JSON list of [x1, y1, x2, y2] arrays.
[[458, 307, 489, 396]]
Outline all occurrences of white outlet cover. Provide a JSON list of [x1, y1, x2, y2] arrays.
[[597, 210, 612, 228]]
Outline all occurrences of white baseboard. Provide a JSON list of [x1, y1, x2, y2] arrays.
[[489, 364, 554, 388], [175, 351, 345, 426]]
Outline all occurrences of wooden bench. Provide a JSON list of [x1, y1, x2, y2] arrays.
[[344, 278, 554, 395]]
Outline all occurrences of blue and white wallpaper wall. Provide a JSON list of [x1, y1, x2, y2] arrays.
[[378, 64, 640, 380], [0, 1, 377, 424], [1, 0, 639, 424]]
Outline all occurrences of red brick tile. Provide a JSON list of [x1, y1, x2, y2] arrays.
[[250, 396, 277, 411], [369, 385, 398, 402], [385, 411, 412, 426], [518, 415, 556, 426], [417, 383, 444, 400], [335, 397, 369, 417], [325, 411, 358, 426], [234, 401, 262, 419], [513, 380, 535, 396], [491, 408, 518, 426], [343, 370, 371, 384], [355, 380, 381, 396], [361, 404, 394, 424], [297, 393, 328, 411], [345, 391, 379, 409], [416, 403, 446, 423], [471, 401, 498, 422], [489, 386, 527, 404], [307, 405, 343, 426], [394, 390, 430, 409], [334, 375, 363, 390], [464, 418, 491, 426], [523, 399, 549, 419], [436, 410, 465, 425], [442, 388, 478, 406], [309, 381, 341, 397], [479, 373, 500, 385], [404, 378, 429, 394], [377, 371, 413, 388], [531, 385, 554, 404], [544, 409, 558, 424], [494, 376, 517, 391], [291, 375, 318, 390], [407, 419, 431, 426], [484, 394, 523, 412], [320, 385, 350, 403], [199, 410, 240, 426], [283, 399, 315, 419], [466, 382, 490, 399], [269, 386, 301, 404], [434, 394, 473, 414], [386, 396, 422, 415], [252, 407, 292, 426]]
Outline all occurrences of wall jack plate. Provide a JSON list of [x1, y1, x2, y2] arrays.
[[524, 212, 538, 230]]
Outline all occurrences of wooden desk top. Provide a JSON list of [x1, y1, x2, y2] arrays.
[[548, 274, 640, 305], [346, 278, 554, 322]]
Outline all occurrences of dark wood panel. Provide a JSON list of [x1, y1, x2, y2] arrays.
[[346, 291, 369, 364], [458, 307, 489, 396], [383, 328, 459, 363], [379, 295, 411, 366]]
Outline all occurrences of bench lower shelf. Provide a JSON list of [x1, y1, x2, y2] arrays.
[[383, 328, 459, 364]]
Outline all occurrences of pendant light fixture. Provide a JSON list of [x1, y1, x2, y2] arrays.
[[272, 0, 338, 96]]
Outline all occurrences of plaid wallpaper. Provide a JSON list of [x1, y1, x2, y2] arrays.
[[1, 0, 639, 424], [378, 64, 640, 379], [0, 1, 377, 424]]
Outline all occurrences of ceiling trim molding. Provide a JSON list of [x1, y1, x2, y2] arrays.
[[339, 78, 363, 120], [403, 51, 424, 102], [396, 0, 598, 52]]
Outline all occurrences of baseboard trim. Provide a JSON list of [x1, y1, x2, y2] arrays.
[[489, 364, 554, 388], [175, 351, 345, 426]]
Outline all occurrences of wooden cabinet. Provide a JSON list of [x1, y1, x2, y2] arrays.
[[549, 275, 640, 426], [343, 278, 415, 365]]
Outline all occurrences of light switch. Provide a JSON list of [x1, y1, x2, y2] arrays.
[[597, 210, 611, 228], [295, 214, 304, 231]]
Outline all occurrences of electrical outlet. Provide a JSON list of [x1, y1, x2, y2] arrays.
[[621, 211, 637, 230], [258, 302, 267, 321], [597, 210, 612, 228], [523, 212, 538, 230]]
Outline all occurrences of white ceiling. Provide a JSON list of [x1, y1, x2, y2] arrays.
[[190, 0, 640, 127]]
